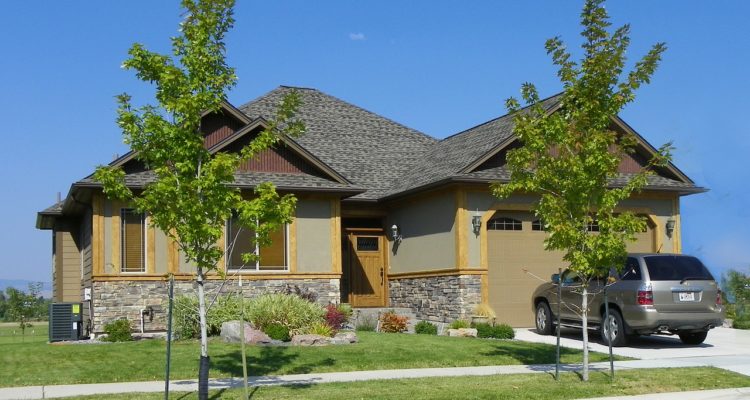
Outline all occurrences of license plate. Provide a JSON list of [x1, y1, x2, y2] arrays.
[[678, 292, 695, 301]]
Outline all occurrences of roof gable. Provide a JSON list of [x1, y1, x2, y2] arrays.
[[239, 86, 437, 199]]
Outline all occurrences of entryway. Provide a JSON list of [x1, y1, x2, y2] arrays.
[[343, 228, 387, 307]]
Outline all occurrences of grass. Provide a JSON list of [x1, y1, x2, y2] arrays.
[[0, 331, 624, 387], [63, 367, 750, 399], [0, 322, 48, 344]]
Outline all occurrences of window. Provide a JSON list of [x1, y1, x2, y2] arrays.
[[356, 237, 379, 251], [532, 219, 546, 231], [586, 219, 599, 232], [121, 209, 146, 273], [226, 215, 288, 272], [644, 255, 714, 281], [620, 257, 642, 281], [487, 217, 522, 231]]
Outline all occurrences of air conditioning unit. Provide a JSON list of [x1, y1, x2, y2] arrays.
[[49, 303, 83, 342]]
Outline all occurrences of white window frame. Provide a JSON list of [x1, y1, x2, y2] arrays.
[[225, 218, 290, 273]]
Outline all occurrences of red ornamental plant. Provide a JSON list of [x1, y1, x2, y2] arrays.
[[325, 304, 346, 331]]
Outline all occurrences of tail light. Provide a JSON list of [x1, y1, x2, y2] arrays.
[[716, 290, 723, 306], [637, 284, 653, 305]]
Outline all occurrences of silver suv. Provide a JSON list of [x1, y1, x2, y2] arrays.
[[531, 253, 724, 346]]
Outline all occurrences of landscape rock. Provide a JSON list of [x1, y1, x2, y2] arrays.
[[220, 320, 272, 344], [447, 328, 477, 338], [291, 334, 329, 346], [333, 331, 358, 343]]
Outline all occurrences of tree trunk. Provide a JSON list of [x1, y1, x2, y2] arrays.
[[196, 266, 210, 400], [581, 285, 589, 381]]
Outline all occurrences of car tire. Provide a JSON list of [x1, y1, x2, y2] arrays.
[[678, 331, 708, 345], [601, 309, 628, 347], [535, 301, 553, 335]]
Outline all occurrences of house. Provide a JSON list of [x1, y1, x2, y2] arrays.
[[36, 86, 703, 334]]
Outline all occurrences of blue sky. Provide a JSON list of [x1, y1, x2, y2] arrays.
[[1, 1, 748, 282]]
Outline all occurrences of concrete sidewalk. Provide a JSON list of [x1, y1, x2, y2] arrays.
[[1, 359, 748, 399], [582, 387, 750, 400]]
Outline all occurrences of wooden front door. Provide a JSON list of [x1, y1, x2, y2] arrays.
[[347, 230, 386, 307]]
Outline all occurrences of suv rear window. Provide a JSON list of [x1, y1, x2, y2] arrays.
[[643, 255, 714, 281]]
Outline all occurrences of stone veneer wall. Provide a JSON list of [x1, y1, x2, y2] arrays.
[[388, 274, 482, 323], [92, 278, 340, 334]]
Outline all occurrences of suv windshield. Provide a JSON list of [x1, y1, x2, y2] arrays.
[[643, 255, 714, 281]]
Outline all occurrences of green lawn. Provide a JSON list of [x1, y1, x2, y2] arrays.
[[64, 368, 750, 399], [0, 331, 623, 387], [0, 322, 48, 344]]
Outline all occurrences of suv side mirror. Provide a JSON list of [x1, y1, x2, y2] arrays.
[[551, 273, 560, 284]]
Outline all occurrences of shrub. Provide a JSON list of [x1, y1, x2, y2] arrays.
[[173, 294, 247, 339], [173, 296, 200, 339], [206, 295, 244, 336], [473, 303, 496, 319], [102, 319, 133, 342], [325, 304, 347, 331], [379, 311, 408, 333], [449, 319, 471, 329], [305, 321, 335, 337], [281, 284, 318, 303], [475, 322, 515, 339], [264, 323, 291, 341], [246, 293, 325, 336], [337, 303, 353, 322], [734, 317, 750, 330], [355, 314, 377, 332], [414, 320, 438, 335]]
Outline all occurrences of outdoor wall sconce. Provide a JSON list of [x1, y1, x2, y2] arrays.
[[471, 214, 482, 235], [391, 224, 402, 243], [665, 218, 676, 238]]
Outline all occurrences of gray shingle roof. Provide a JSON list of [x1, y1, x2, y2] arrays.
[[39, 201, 64, 215], [239, 86, 437, 200], [463, 166, 699, 191], [380, 95, 562, 198], [75, 171, 362, 193], [63, 87, 700, 209]]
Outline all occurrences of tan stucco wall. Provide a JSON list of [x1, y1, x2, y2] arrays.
[[296, 199, 333, 273], [155, 229, 168, 274], [98, 197, 338, 276], [387, 191, 456, 273], [466, 190, 680, 267]]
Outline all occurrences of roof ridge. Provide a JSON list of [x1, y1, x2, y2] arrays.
[[238, 86, 438, 144], [439, 92, 563, 143]]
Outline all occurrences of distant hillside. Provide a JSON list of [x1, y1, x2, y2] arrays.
[[0, 280, 52, 298]]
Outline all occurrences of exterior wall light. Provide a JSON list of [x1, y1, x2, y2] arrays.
[[472, 214, 482, 235], [391, 224, 402, 243], [665, 218, 676, 238]]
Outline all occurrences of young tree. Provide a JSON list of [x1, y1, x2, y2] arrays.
[[5, 283, 43, 338], [493, 0, 671, 380], [723, 269, 750, 323], [94, 1, 301, 397]]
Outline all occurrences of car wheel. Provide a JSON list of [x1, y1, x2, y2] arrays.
[[535, 301, 553, 335], [679, 331, 708, 345], [601, 309, 628, 347]]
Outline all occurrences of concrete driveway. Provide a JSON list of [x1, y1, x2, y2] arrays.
[[514, 326, 750, 376]]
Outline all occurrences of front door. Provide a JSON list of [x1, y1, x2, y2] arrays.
[[347, 229, 386, 307]]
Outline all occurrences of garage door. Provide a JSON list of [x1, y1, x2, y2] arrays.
[[487, 211, 655, 327]]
